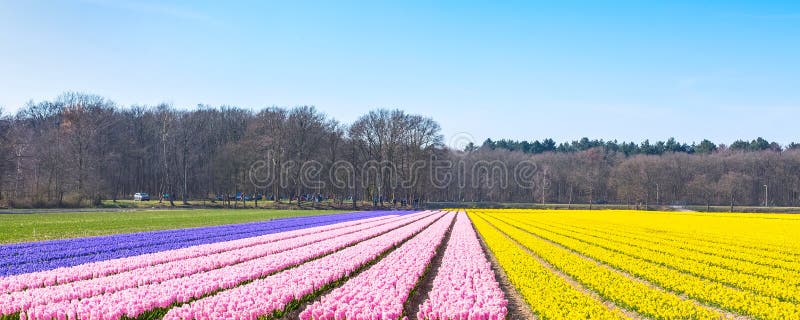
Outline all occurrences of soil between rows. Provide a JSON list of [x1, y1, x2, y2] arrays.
[[497, 215, 752, 320], [278, 212, 452, 319], [402, 213, 456, 320], [470, 215, 538, 320], [487, 216, 646, 320]]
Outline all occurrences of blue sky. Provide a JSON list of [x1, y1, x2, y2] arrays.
[[1, 0, 798, 145]]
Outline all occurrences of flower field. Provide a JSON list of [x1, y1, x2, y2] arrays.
[[1, 209, 797, 319], [0, 210, 507, 320], [470, 209, 800, 320]]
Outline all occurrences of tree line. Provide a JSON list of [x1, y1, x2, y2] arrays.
[[436, 147, 800, 209], [0, 93, 443, 208], [0, 92, 798, 209], [478, 136, 796, 155]]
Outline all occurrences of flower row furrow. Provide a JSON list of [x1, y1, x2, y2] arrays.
[[478, 212, 724, 320], [487, 212, 800, 320], [299, 212, 453, 320], [468, 213, 626, 320], [532, 211, 800, 267], [417, 211, 507, 320], [544, 217, 800, 274], [162, 211, 450, 320], [515, 216, 800, 302], [0, 215, 396, 294], [18, 211, 435, 320], [0, 210, 404, 276], [0, 215, 402, 315], [532, 217, 800, 285]]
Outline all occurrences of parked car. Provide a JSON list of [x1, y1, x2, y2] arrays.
[[133, 193, 150, 201]]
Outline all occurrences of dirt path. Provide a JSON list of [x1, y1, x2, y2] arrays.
[[279, 213, 451, 320], [403, 215, 456, 319], [500, 231, 646, 320], [472, 219, 538, 320]]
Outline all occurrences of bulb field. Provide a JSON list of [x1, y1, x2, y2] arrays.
[[1, 209, 798, 319], [471, 209, 800, 320]]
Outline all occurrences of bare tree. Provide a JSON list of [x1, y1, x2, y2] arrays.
[[717, 172, 752, 212], [4, 92, 800, 210]]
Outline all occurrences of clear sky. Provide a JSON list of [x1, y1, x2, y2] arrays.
[[1, 0, 798, 145]]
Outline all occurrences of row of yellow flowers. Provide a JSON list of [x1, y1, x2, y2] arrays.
[[518, 209, 800, 262], [489, 209, 800, 272], [527, 214, 800, 287], [516, 217, 800, 304], [578, 212, 800, 269], [633, 211, 800, 254], [485, 211, 800, 320], [468, 213, 627, 320], [472, 211, 725, 320]]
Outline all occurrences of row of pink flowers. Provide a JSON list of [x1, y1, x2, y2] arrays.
[[0, 215, 395, 295], [18, 212, 436, 320], [299, 212, 454, 320], [417, 212, 507, 320], [2, 215, 403, 316], [162, 212, 451, 320]]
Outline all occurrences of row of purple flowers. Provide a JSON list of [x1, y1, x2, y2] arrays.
[[0, 210, 409, 276]]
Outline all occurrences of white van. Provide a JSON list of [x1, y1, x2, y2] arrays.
[[133, 193, 150, 201]]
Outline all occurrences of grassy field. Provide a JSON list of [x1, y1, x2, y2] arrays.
[[98, 199, 285, 208], [94, 199, 409, 211], [0, 209, 349, 244]]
